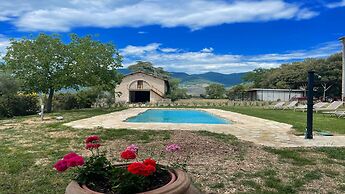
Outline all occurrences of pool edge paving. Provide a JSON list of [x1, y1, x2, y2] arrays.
[[64, 108, 345, 148]]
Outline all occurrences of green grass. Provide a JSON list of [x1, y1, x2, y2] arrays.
[[209, 182, 225, 189], [237, 168, 324, 194], [219, 106, 345, 134], [264, 148, 314, 166], [317, 147, 345, 160]]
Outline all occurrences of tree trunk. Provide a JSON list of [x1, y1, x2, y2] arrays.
[[46, 88, 54, 113], [323, 88, 326, 102]]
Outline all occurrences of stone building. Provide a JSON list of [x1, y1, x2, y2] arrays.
[[115, 71, 170, 103]]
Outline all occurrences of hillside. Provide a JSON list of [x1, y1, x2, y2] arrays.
[[118, 69, 246, 96], [118, 69, 246, 87]]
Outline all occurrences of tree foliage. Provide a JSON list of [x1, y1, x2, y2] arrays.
[[128, 61, 170, 80], [166, 79, 189, 101], [226, 84, 251, 100], [205, 83, 226, 99], [3, 33, 122, 112], [244, 53, 342, 98], [0, 73, 19, 97]]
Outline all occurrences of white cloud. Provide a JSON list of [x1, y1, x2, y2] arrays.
[[120, 41, 342, 74], [0, 35, 10, 58], [120, 43, 161, 55], [201, 48, 214, 53], [327, 0, 345, 8], [296, 8, 319, 19], [160, 48, 178, 53], [0, 0, 318, 32]]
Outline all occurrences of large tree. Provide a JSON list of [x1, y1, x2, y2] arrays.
[[128, 61, 170, 79], [3, 34, 122, 112], [205, 83, 226, 99], [166, 79, 188, 101]]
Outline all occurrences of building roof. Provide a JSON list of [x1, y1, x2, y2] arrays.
[[123, 71, 169, 81], [247, 88, 305, 92]]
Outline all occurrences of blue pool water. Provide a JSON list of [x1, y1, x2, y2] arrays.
[[126, 109, 230, 124]]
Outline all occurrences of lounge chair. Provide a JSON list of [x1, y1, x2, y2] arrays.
[[281, 101, 298, 110], [268, 102, 285, 109], [322, 110, 345, 118], [315, 101, 343, 113], [335, 111, 345, 118], [294, 102, 328, 112]]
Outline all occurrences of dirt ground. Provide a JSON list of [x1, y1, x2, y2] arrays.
[[1, 113, 345, 194]]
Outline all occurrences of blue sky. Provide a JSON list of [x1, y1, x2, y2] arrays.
[[0, 0, 344, 74]]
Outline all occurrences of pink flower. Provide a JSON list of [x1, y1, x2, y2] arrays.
[[86, 143, 101, 150], [53, 159, 68, 172], [126, 144, 139, 153], [63, 152, 79, 160], [65, 155, 84, 167], [85, 135, 100, 143], [166, 144, 181, 152]]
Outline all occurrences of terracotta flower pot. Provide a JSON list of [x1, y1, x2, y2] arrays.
[[65, 169, 201, 194]]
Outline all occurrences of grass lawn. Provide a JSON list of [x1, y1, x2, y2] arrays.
[[0, 107, 345, 193], [219, 106, 345, 134]]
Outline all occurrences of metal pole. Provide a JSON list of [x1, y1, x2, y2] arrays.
[[306, 71, 314, 139], [339, 37, 345, 102]]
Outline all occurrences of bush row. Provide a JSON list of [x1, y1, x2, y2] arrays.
[[53, 90, 100, 111], [0, 94, 39, 118]]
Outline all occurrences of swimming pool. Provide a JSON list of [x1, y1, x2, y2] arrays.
[[126, 109, 230, 124]]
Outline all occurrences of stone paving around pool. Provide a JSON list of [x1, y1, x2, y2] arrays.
[[64, 108, 345, 148]]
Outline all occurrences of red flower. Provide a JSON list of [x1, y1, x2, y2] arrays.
[[85, 135, 100, 143], [63, 152, 79, 160], [121, 150, 136, 160], [142, 165, 156, 176], [53, 159, 68, 172], [143, 158, 156, 168], [86, 143, 101, 150], [65, 155, 84, 167], [127, 162, 145, 175], [127, 162, 156, 176]]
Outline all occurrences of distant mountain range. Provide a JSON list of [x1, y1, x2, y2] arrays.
[[169, 71, 246, 87], [118, 69, 247, 96], [118, 69, 246, 87]]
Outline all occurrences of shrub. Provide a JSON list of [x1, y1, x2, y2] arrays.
[[0, 74, 39, 118], [0, 94, 39, 118], [14, 94, 39, 116], [53, 93, 78, 110], [53, 89, 100, 110], [75, 89, 99, 108]]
